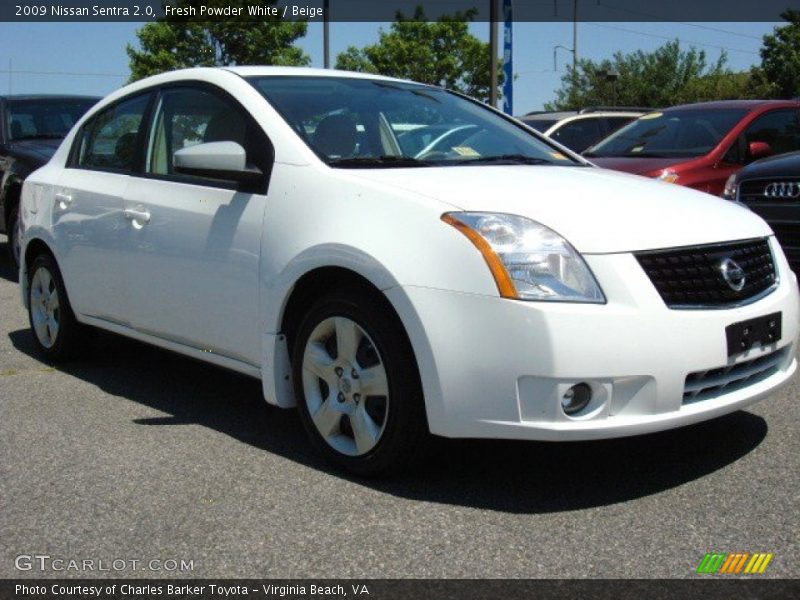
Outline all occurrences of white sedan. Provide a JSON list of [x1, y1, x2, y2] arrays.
[[19, 67, 799, 475]]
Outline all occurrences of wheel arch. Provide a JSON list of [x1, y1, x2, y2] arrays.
[[261, 246, 439, 418], [20, 234, 58, 309]]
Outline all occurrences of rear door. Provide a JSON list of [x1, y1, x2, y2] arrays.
[[122, 84, 272, 367], [53, 92, 152, 322]]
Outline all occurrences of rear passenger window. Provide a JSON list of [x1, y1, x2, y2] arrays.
[[76, 94, 150, 172]]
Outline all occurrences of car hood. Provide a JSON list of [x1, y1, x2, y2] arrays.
[[738, 150, 800, 180], [8, 138, 61, 162], [588, 156, 688, 176], [346, 165, 771, 253]]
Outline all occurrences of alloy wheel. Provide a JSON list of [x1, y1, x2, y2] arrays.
[[301, 316, 390, 457], [30, 266, 60, 348]]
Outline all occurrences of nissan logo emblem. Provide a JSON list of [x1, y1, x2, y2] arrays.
[[764, 181, 800, 198], [720, 258, 746, 292]]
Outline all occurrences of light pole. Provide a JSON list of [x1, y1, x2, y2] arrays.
[[490, 0, 498, 107], [323, 0, 330, 69]]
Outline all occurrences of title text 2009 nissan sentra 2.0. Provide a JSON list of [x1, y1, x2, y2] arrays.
[[19, 67, 799, 475]]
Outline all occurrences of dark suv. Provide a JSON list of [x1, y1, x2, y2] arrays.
[[1, 95, 98, 270], [723, 150, 800, 272]]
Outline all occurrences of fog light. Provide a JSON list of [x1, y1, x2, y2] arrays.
[[561, 383, 592, 415]]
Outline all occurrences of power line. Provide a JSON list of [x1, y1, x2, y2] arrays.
[[594, 1, 768, 40], [0, 69, 125, 78], [584, 23, 761, 56]]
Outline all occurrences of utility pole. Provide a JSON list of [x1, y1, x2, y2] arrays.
[[490, 0, 498, 107], [323, 0, 330, 68], [572, 0, 578, 71], [8, 58, 11, 94]]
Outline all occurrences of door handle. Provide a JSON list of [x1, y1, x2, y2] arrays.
[[123, 208, 151, 225], [54, 193, 72, 210]]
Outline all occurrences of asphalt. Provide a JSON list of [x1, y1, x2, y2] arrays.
[[0, 233, 797, 579]]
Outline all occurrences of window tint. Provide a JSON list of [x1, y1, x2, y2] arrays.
[[550, 119, 603, 152], [744, 110, 800, 156], [77, 94, 149, 172], [586, 109, 747, 158], [147, 87, 252, 176], [7, 98, 96, 141], [522, 118, 558, 133], [602, 116, 636, 134]]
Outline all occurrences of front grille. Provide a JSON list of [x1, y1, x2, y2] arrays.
[[739, 178, 800, 201], [635, 239, 777, 308], [737, 178, 800, 271], [683, 348, 787, 404]]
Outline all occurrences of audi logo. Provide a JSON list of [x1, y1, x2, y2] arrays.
[[764, 181, 800, 198]]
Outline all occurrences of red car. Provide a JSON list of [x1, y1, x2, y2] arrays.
[[584, 100, 800, 196]]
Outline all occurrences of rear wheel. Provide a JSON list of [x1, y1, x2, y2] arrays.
[[292, 288, 427, 476], [27, 253, 89, 361]]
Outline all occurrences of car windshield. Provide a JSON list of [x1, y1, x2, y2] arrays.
[[247, 76, 580, 168], [584, 108, 748, 158], [6, 98, 97, 141]]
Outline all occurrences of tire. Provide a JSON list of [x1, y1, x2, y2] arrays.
[[27, 253, 89, 361], [291, 287, 428, 476], [7, 205, 21, 272]]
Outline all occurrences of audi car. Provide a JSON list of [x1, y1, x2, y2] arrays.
[[723, 150, 800, 272], [18, 67, 799, 475]]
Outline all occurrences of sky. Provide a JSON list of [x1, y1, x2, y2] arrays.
[[0, 20, 782, 113]]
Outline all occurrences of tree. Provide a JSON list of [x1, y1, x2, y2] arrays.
[[127, 0, 309, 82], [545, 41, 768, 110], [335, 6, 502, 102], [759, 10, 800, 98]]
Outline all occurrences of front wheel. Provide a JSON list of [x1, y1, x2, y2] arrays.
[[292, 289, 428, 476], [27, 253, 89, 361]]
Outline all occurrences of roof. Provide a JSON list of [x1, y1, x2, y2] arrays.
[[520, 111, 577, 120], [666, 99, 800, 111], [223, 65, 414, 84]]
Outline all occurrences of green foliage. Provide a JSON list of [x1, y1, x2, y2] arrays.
[[546, 40, 770, 111], [127, 0, 309, 82], [760, 10, 800, 98], [334, 6, 502, 102]]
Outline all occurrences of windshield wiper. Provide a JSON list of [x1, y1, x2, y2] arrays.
[[451, 154, 554, 165], [328, 156, 430, 168]]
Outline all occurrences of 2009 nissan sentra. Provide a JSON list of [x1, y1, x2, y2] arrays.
[[18, 67, 799, 475]]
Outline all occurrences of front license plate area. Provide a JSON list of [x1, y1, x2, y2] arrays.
[[726, 312, 782, 357]]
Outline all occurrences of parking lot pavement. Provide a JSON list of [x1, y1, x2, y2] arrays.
[[0, 234, 798, 580]]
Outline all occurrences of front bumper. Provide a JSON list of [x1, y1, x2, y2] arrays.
[[387, 237, 799, 441]]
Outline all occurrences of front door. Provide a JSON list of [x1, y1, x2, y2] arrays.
[[122, 85, 271, 367]]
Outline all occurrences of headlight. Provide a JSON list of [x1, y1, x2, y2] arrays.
[[657, 170, 679, 184], [722, 173, 738, 200], [442, 212, 605, 303]]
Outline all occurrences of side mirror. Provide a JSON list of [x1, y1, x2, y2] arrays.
[[173, 141, 263, 185], [748, 140, 773, 161]]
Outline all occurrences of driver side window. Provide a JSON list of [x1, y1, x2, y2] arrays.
[[744, 109, 800, 157], [146, 86, 252, 177]]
